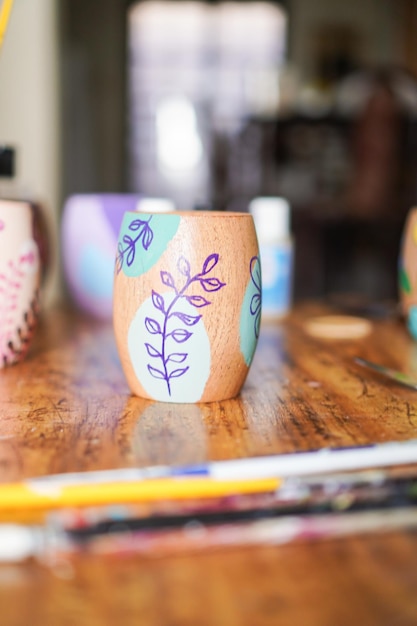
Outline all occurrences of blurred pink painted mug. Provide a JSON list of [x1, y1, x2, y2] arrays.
[[0, 200, 43, 367]]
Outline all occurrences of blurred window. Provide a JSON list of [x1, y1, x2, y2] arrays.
[[128, 1, 287, 209]]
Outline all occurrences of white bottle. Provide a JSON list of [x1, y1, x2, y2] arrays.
[[249, 196, 294, 319]]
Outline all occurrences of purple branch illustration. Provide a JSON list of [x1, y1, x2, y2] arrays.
[[250, 256, 261, 339], [144, 253, 226, 396], [116, 216, 154, 273]]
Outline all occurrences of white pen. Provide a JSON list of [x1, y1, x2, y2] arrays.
[[28, 437, 417, 487]]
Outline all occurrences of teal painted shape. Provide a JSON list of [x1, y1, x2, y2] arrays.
[[118, 213, 180, 277], [240, 256, 262, 366], [128, 292, 211, 403], [408, 305, 417, 340], [79, 245, 114, 298]]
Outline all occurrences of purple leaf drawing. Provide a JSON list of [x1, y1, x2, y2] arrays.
[[144, 252, 226, 395], [249, 256, 262, 339], [145, 317, 162, 335], [199, 276, 226, 292], [124, 237, 136, 267], [185, 294, 210, 308], [168, 367, 189, 379], [142, 225, 154, 250], [169, 328, 192, 343], [161, 271, 175, 288], [145, 343, 161, 358], [147, 365, 166, 379], [129, 219, 146, 232], [250, 293, 262, 316], [152, 290, 165, 313], [177, 256, 191, 277], [201, 253, 219, 275], [167, 353, 187, 363], [171, 311, 202, 326]]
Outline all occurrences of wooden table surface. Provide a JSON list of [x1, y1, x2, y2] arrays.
[[1, 301, 417, 625]]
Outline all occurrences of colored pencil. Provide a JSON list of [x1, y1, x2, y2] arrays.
[[60, 508, 417, 558], [0, 476, 281, 519], [0, 0, 14, 50], [0, 438, 416, 522]]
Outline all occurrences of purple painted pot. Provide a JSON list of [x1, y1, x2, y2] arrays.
[[61, 194, 176, 319], [61, 194, 142, 319]]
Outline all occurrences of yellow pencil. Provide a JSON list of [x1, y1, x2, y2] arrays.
[[0, 0, 15, 50], [0, 476, 281, 522]]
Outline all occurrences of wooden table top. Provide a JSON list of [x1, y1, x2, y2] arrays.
[[1, 301, 417, 625]]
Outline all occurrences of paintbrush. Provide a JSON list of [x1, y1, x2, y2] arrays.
[[354, 357, 417, 391]]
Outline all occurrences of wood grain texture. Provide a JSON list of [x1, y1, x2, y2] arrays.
[[1, 302, 417, 475], [2, 534, 417, 626], [1, 302, 417, 624]]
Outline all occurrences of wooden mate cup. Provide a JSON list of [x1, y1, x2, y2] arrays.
[[113, 211, 261, 402]]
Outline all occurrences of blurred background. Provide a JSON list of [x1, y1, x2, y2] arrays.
[[1, 0, 417, 306]]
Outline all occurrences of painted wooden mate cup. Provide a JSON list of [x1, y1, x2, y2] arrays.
[[399, 207, 417, 339], [0, 200, 43, 367], [113, 211, 262, 403]]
